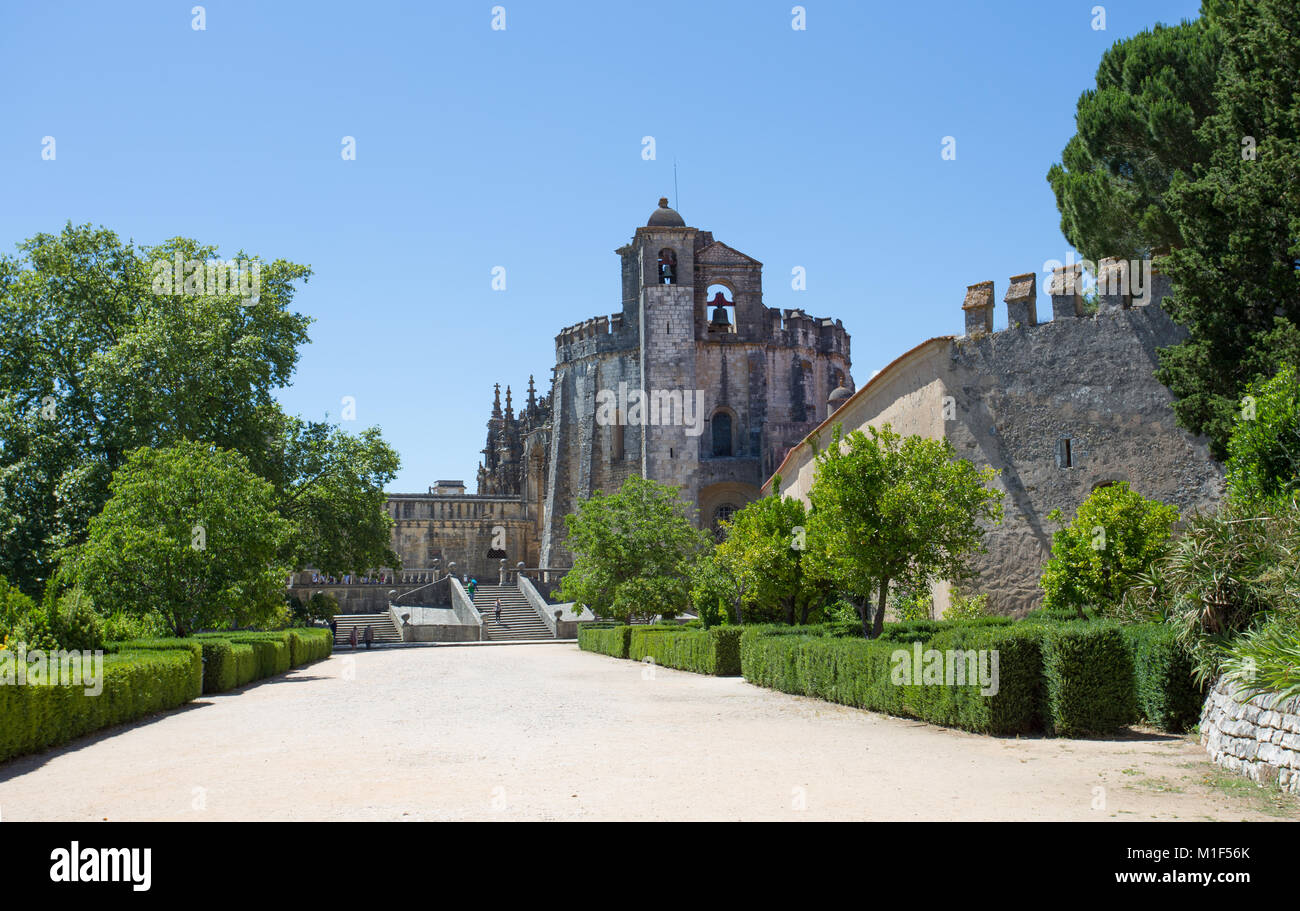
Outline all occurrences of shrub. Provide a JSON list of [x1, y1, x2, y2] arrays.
[[237, 637, 289, 677], [739, 623, 1041, 735], [875, 616, 1013, 644], [103, 639, 204, 700], [915, 625, 1043, 734], [1163, 501, 1300, 682], [945, 588, 992, 620], [99, 610, 170, 642], [1121, 623, 1204, 732], [0, 648, 199, 763], [287, 628, 333, 665], [1225, 363, 1300, 511], [578, 624, 633, 659], [1040, 483, 1179, 619], [232, 643, 258, 686], [1039, 623, 1137, 736], [199, 639, 236, 693], [628, 626, 743, 675], [1221, 618, 1300, 704]]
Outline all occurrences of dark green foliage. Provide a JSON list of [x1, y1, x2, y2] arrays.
[[0, 627, 333, 764], [199, 639, 236, 693], [232, 643, 258, 686], [1046, 15, 1222, 263], [627, 626, 743, 676], [738, 624, 1041, 735], [0, 648, 199, 762], [102, 639, 204, 700], [874, 616, 1014, 644], [1155, 1, 1300, 456], [1225, 363, 1300, 510], [577, 624, 633, 659], [1122, 623, 1205, 732], [1039, 623, 1138, 736], [286, 628, 333, 666], [560, 477, 710, 623]]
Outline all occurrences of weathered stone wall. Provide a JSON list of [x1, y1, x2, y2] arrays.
[[387, 494, 538, 580], [946, 301, 1222, 614], [767, 276, 1223, 616], [1201, 679, 1300, 794]]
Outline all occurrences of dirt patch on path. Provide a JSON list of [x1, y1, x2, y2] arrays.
[[1, 644, 1294, 821]]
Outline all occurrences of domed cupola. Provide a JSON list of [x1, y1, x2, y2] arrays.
[[647, 197, 686, 228]]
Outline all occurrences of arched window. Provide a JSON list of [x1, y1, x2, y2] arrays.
[[712, 412, 733, 457], [658, 248, 677, 285], [705, 284, 736, 333], [712, 503, 738, 538]]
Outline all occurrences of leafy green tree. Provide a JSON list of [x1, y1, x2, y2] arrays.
[[559, 476, 711, 624], [1047, 11, 1222, 263], [714, 491, 833, 625], [806, 425, 1003, 639], [688, 553, 740, 627], [67, 441, 295, 636], [1155, 0, 1300, 455], [290, 591, 339, 626], [0, 573, 37, 648], [0, 224, 401, 592], [1040, 482, 1180, 619], [0, 224, 310, 592], [263, 416, 401, 576], [1225, 363, 1300, 511]]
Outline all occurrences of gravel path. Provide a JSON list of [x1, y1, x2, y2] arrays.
[[1, 644, 1293, 821]]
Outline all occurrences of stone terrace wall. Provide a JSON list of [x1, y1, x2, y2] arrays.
[[1200, 679, 1300, 794]]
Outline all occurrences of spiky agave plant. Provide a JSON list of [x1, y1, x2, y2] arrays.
[[1164, 503, 1297, 683], [1221, 619, 1300, 706]]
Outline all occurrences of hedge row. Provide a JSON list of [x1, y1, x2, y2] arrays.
[[738, 620, 1194, 736], [192, 629, 332, 692], [628, 626, 744, 676], [578, 625, 633, 659], [1122, 623, 1205, 733], [0, 628, 334, 765], [739, 624, 1043, 734], [0, 648, 199, 763]]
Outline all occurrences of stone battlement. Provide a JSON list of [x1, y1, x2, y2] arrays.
[[961, 257, 1173, 338]]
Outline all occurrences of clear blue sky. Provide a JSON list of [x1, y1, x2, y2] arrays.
[[1, 0, 1203, 491]]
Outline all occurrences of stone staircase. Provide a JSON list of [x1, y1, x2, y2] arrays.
[[333, 612, 403, 646], [472, 584, 552, 641]]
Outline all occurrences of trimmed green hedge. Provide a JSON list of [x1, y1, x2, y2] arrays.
[[0, 627, 334, 764], [102, 639, 204, 700], [578, 624, 633, 659], [0, 648, 199, 763], [287, 628, 333, 666], [739, 624, 1042, 734], [580, 615, 1199, 739], [1039, 622, 1138, 736], [628, 626, 744, 676], [1122, 623, 1204, 733], [232, 642, 258, 687], [199, 639, 236, 693]]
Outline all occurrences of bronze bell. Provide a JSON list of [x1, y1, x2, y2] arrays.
[[709, 291, 732, 329]]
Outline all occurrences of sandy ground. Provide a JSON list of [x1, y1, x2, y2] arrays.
[[1, 643, 1295, 821]]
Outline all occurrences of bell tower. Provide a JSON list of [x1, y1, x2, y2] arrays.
[[635, 198, 700, 502]]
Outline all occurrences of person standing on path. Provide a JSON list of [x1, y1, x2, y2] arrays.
[[494, 598, 502, 624], [363, 625, 374, 649], [349, 626, 358, 650]]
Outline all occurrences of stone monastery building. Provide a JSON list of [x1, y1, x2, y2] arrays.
[[385, 199, 853, 580], [375, 202, 1222, 615]]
